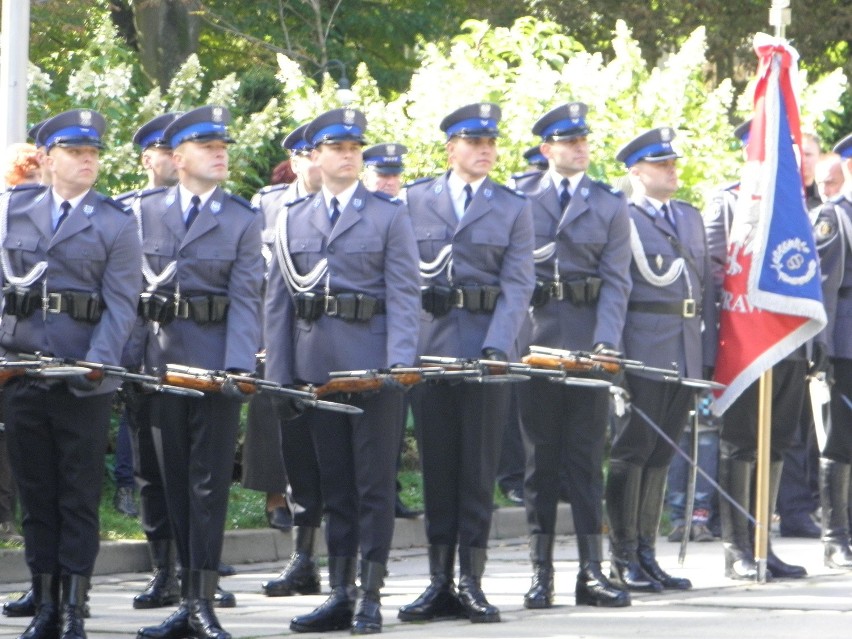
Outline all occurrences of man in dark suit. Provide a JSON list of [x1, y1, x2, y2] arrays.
[[513, 103, 632, 609], [606, 127, 717, 593], [135, 106, 263, 639], [398, 103, 535, 625], [1, 109, 142, 639], [264, 108, 421, 635]]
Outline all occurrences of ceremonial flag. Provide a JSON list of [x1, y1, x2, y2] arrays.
[[712, 35, 826, 415]]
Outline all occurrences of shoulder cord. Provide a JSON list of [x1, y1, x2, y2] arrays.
[[0, 191, 48, 287], [628, 218, 687, 289], [273, 204, 328, 293], [419, 243, 453, 283], [134, 196, 177, 293]]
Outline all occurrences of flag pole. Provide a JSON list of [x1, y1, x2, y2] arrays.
[[751, 0, 792, 586]]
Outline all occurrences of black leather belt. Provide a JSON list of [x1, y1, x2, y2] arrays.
[[294, 291, 386, 322], [628, 299, 698, 318], [2, 287, 103, 322], [530, 277, 602, 307], [138, 292, 229, 325], [421, 284, 501, 316]]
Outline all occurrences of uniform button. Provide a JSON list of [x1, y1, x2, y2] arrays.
[[426, 232, 431, 238], [15, 240, 21, 246]]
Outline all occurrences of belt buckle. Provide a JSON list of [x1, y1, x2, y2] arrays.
[[682, 299, 696, 318], [550, 281, 563, 301], [324, 295, 338, 317], [451, 288, 465, 309], [46, 292, 63, 314], [175, 299, 191, 320]]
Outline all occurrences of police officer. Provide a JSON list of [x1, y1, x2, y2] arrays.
[[361, 142, 407, 198], [135, 106, 263, 639], [706, 122, 811, 581], [514, 103, 632, 608], [398, 103, 535, 624], [1, 109, 142, 639], [606, 127, 716, 593], [253, 124, 325, 598], [522, 145, 549, 171], [265, 108, 421, 634], [809, 132, 852, 570]]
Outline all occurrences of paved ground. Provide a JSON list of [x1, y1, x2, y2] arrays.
[[1, 531, 850, 638]]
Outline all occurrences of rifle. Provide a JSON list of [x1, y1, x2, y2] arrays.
[[164, 364, 363, 415], [527, 345, 725, 391], [314, 365, 485, 397], [0, 357, 91, 386], [418, 356, 531, 383], [13, 353, 205, 397]]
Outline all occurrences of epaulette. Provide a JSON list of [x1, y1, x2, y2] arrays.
[[228, 193, 257, 212], [113, 189, 139, 204], [370, 190, 403, 205], [510, 170, 542, 183], [98, 193, 132, 214], [285, 194, 312, 208], [497, 183, 527, 199], [593, 180, 622, 196], [671, 198, 700, 214], [137, 186, 168, 199], [6, 183, 45, 193], [257, 183, 289, 196], [403, 176, 435, 190]]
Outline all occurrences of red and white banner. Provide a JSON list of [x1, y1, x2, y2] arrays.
[[712, 34, 826, 415]]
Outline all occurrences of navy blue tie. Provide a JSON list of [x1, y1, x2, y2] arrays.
[[330, 197, 341, 227], [463, 184, 473, 212], [185, 195, 201, 229], [662, 202, 675, 229], [559, 178, 571, 210], [55, 200, 71, 233]]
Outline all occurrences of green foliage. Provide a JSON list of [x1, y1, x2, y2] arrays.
[[22, 13, 848, 204]]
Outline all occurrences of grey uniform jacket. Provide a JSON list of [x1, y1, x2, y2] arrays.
[[514, 171, 631, 351], [624, 197, 717, 379], [814, 194, 852, 358], [264, 182, 421, 385], [0, 185, 142, 395], [252, 183, 295, 248], [139, 185, 263, 374], [407, 172, 535, 359]]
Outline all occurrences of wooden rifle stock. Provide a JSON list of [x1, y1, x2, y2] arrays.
[[161, 371, 257, 395], [0, 368, 25, 386], [312, 372, 423, 398], [522, 353, 621, 375]]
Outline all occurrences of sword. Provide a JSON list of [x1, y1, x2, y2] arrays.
[[678, 394, 701, 565], [809, 373, 831, 452]]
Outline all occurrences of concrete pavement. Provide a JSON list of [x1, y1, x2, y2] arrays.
[[1, 506, 850, 638]]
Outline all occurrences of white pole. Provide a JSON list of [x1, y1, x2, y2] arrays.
[[0, 0, 31, 152]]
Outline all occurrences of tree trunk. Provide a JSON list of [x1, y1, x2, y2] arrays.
[[134, 0, 201, 90]]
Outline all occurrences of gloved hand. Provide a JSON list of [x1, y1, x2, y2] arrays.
[[221, 373, 253, 403], [810, 342, 831, 376], [277, 395, 306, 421], [592, 341, 623, 358], [481, 347, 508, 362], [66, 372, 102, 392]]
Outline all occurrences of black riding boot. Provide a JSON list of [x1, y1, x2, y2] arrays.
[[262, 526, 322, 596], [575, 534, 631, 607], [3, 587, 36, 618], [719, 452, 759, 580], [606, 460, 661, 592], [820, 458, 852, 569], [290, 556, 356, 633], [398, 544, 461, 621], [637, 466, 692, 590], [457, 546, 500, 623], [351, 560, 385, 635], [19, 574, 59, 639], [59, 575, 88, 639], [188, 569, 231, 639], [523, 534, 554, 609], [765, 461, 807, 579], [134, 539, 180, 609]]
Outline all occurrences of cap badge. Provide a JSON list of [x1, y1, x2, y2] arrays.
[[569, 104, 580, 117], [343, 109, 355, 125], [387, 144, 396, 155], [212, 107, 224, 123], [79, 111, 92, 127], [479, 104, 491, 118], [660, 128, 673, 142]]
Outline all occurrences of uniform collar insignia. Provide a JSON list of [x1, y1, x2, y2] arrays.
[[210, 200, 221, 213], [483, 187, 492, 198], [353, 198, 363, 209], [580, 187, 589, 198], [83, 204, 94, 215], [434, 184, 443, 194]]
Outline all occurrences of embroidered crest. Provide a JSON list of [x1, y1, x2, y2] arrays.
[[770, 237, 818, 286], [212, 107, 224, 123], [387, 144, 396, 155], [660, 127, 673, 142], [79, 111, 92, 127], [569, 104, 580, 117], [343, 109, 355, 125], [479, 104, 491, 118]]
